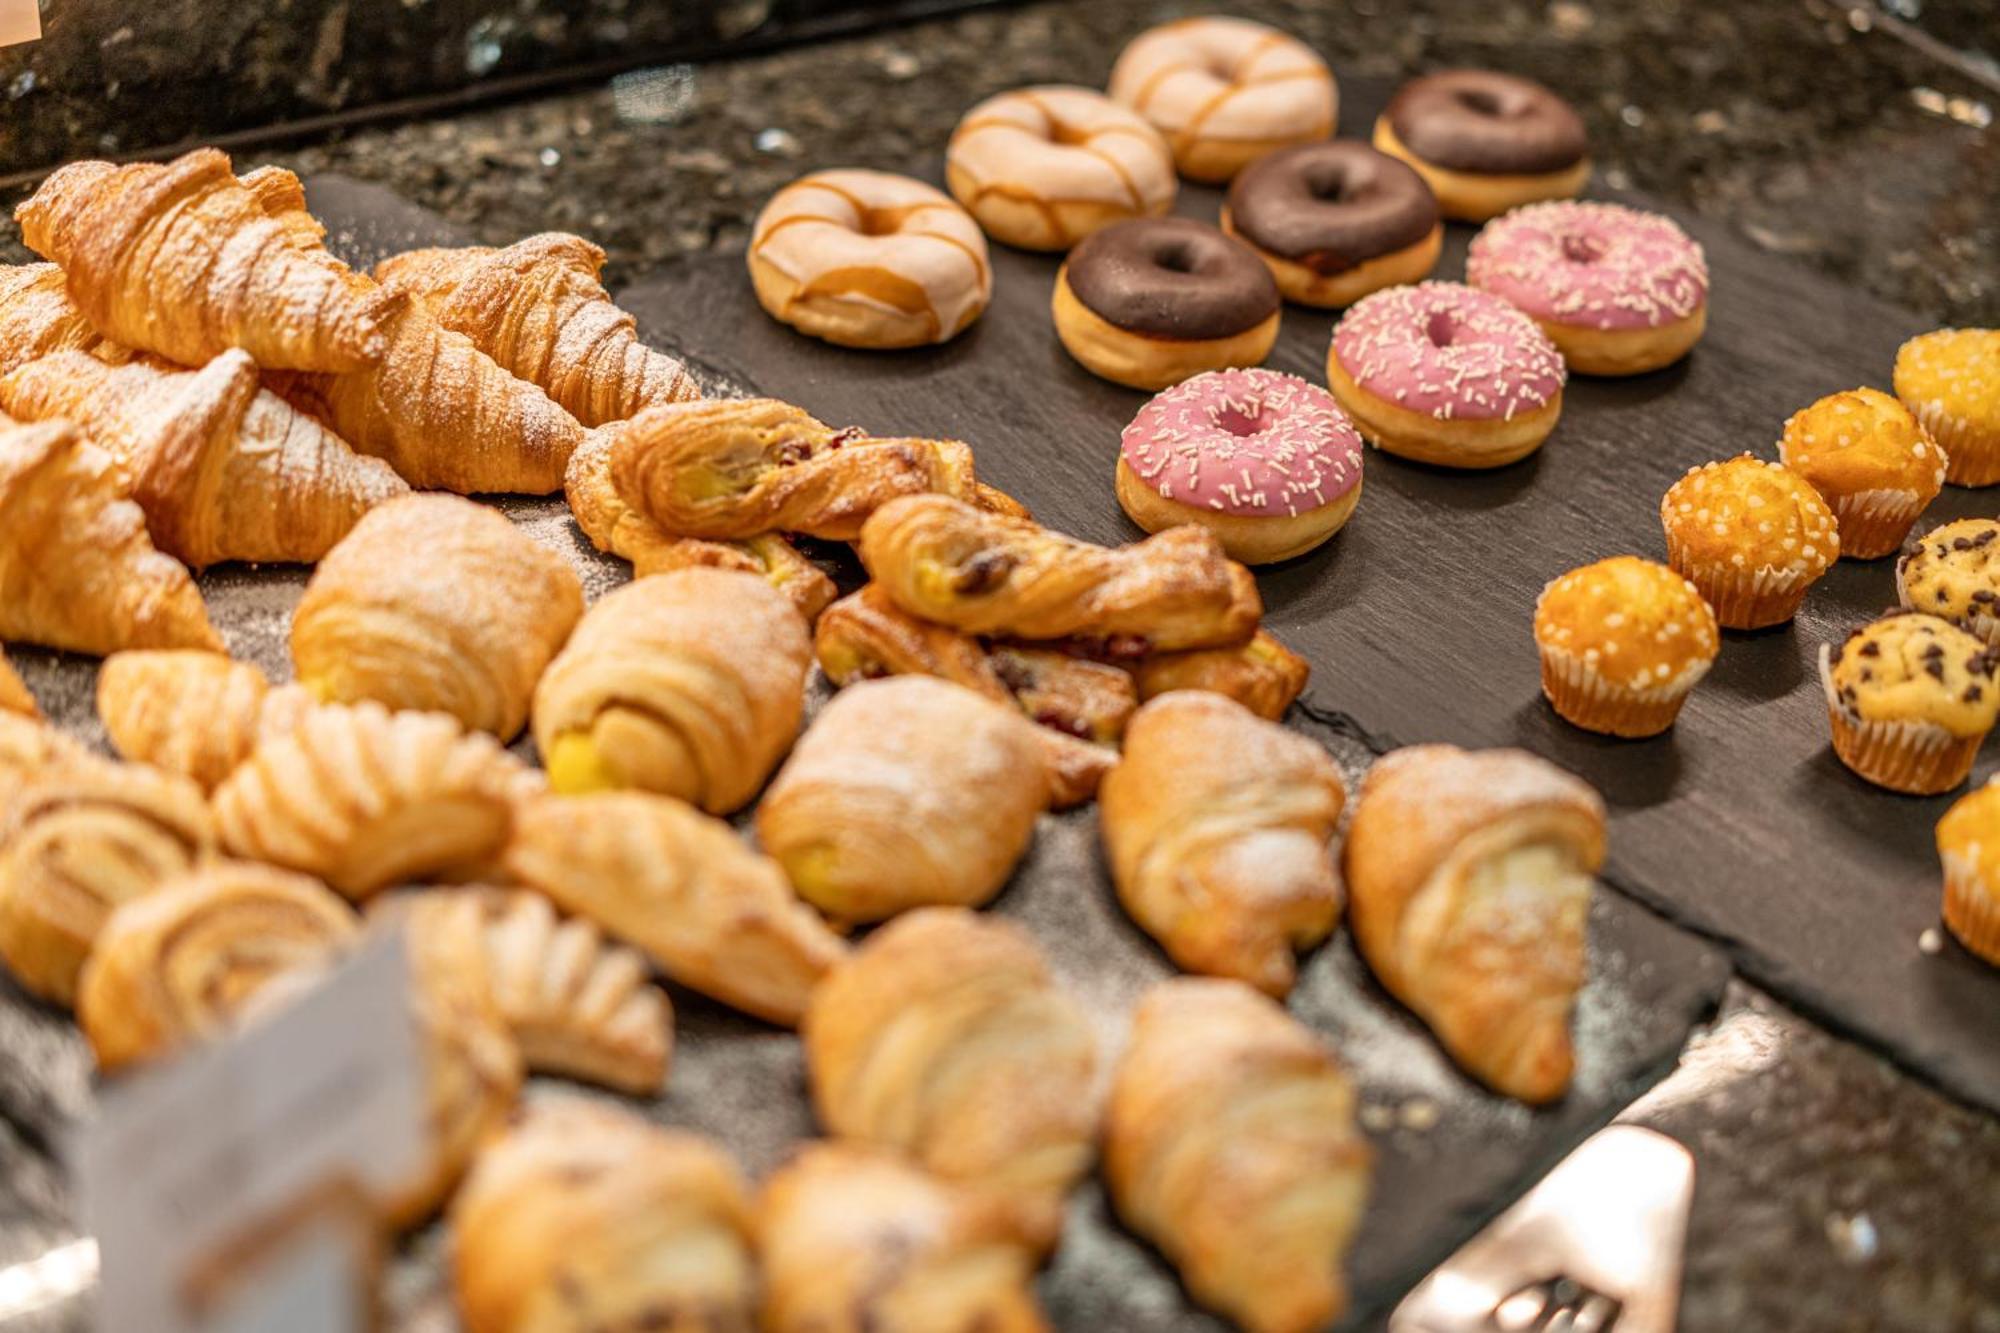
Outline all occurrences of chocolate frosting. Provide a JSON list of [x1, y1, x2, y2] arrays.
[[1065, 217, 1280, 340], [1385, 70, 1587, 176], [1226, 142, 1440, 275]]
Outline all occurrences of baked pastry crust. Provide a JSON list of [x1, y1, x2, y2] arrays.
[[95, 650, 271, 792], [0, 261, 130, 376], [0, 648, 34, 718], [1132, 628, 1309, 719]]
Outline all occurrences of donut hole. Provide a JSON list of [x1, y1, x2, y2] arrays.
[[1212, 402, 1267, 437], [1303, 165, 1351, 203], [1561, 232, 1609, 265], [1425, 309, 1459, 348], [1455, 87, 1526, 119], [1048, 117, 1093, 147], [1154, 243, 1199, 275], [853, 207, 899, 238]]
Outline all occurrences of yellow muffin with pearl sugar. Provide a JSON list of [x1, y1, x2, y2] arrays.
[[1897, 518, 2000, 646], [1779, 387, 1944, 559], [1820, 611, 2000, 794], [1936, 780, 2000, 965], [1660, 455, 1838, 628], [1534, 556, 1719, 737], [1894, 328, 2000, 486]]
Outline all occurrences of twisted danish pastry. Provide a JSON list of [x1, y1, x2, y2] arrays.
[[0, 262, 128, 375], [95, 650, 270, 792], [1134, 628, 1310, 719]]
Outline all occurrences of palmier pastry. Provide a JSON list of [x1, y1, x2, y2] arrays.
[[1132, 629, 1309, 719], [95, 650, 271, 792]]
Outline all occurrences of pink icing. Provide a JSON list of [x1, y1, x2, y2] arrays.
[[1467, 201, 1709, 331], [1121, 367, 1362, 517], [1331, 281, 1566, 423]]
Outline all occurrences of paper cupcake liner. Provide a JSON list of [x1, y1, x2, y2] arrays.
[[1829, 487, 1925, 561], [1818, 644, 1980, 793], [1941, 854, 2000, 965], [1893, 562, 2000, 646], [1538, 645, 1704, 738], [1913, 399, 2000, 487], [1664, 535, 1810, 628]]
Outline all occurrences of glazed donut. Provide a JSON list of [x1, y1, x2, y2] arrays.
[[1325, 281, 1566, 469], [1116, 368, 1363, 564], [1373, 70, 1588, 222], [1108, 17, 1337, 185], [1221, 141, 1442, 308], [946, 85, 1176, 252], [1467, 200, 1709, 376], [748, 169, 991, 349], [1054, 217, 1281, 391]]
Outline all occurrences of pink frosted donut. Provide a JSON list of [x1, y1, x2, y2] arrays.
[[1115, 367, 1363, 564], [1325, 280, 1566, 469], [1467, 200, 1709, 376]]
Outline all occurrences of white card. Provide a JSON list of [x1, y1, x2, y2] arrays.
[[0, 1, 38, 48]]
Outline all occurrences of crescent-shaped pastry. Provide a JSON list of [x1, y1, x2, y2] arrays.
[[0, 648, 33, 718], [1133, 628, 1310, 720], [95, 650, 271, 792], [0, 262, 130, 375]]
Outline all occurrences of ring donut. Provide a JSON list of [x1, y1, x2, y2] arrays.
[[1373, 69, 1589, 222], [1222, 141, 1442, 308]]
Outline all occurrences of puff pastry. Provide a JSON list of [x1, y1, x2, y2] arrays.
[[451, 1095, 756, 1333], [802, 907, 1097, 1244], [1105, 978, 1373, 1333], [758, 677, 1049, 923], [1343, 743, 1605, 1103], [0, 262, 129, 375], [0, 711, 85, 820], [0, 648, 33, 718], [291, 494, 584, 739], [534, 568, 810, 813], [759, 1142, 1051, 1333], [95, 650, 271, 792], [503, 791, 846, 1027], [1134, 628, 1310, 720], [860, 494, 1262, 653]]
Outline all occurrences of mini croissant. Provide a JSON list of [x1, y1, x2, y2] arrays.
[[1134, 629, 1311, 720], [0, 262, 129, 376], [0, 648, 33, 718], [95, 650, 271, 792]]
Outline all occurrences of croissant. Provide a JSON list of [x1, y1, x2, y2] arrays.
[[758, 677, 1049, 923], [534, 568, 810, 814], [0, 648, 33, 717], [759, 1143, 1051, 1333], [802, 907, 1097, 1244], [451, 1095, 757, 1333], [76, 862, 359, 1074], [1343, 743, 1606, 1104], [291, 494, 585, 739], [1134, 629, 1311, 720], [1100, 693, 1347, 997], [0, 419, 222, 655], [0, 262, 129, 375], [0, 759, 215, 1006], [0, 349, 408, 568], [233, 165, 332, 249], [95, 650, 270, 791], [860, 495, 1262, 654], [211, 700, 532, 902], [502, 791, 846, 1027], [1105, 978, 1373, 1333], [14, 150, 393, 372]]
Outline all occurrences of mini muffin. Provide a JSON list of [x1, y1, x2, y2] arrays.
[[1893, 328, 2000, 486], [1533, 556, 1720, 738], [1778, 387, 1945, 559], [1935, 781, 2000, 965], [1819, 611, 2000, 795], [1659, 456, 1839, 629], [1897, 518, 2000, 646]]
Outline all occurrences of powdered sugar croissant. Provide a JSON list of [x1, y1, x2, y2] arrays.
[[0, 262, 129, 376], [96, 650, 272, 792]]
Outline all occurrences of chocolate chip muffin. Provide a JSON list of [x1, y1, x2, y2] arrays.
[[1897, 517, 2000, 647], [1820, 611, 2000, 794]]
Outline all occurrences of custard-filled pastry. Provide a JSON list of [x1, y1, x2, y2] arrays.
[[759, 1143, 1051, 1333], [1134, 629, 1311, 720], [0, 420, 222, 655], [211, 700, 531, 902], [1101, 692, 1346, 997], [758, 677, 1049, 923], [77, 862, 358, 1074], [0, 262, 130, 375], [95, 650, 271, 792], [14, 150, 393, 372], [503, 792, 846, 1027], [451, 1095, 756, 1333], [1106, 978, 1373, 1333], [1343, 743, 1605, 1103], [0, 648, 33, 717], [0, 350, 407, 568], [0, 759, 215, 1006], [534, 569, 810, 814], [291, 495, 584, 739], [860, 494, 1262, 653], [803, 908, 1097, 1244]]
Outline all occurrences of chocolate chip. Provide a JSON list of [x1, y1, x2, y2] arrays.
[[1967, 685, 1985, 703], [1926, 659, 1946, 681], [1858, 641, 1881, 657]]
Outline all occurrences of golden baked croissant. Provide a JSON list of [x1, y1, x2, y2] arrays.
[[14, 150, 393, 372], [451, 1095, 757, 1333], [0, 419, 222, 655], [860, 494, 1262, 653], [291, 494, 585, 739], [802, 908, 1097, 1244], [503, 791, 846, 1027], [758, 677, 1049, 923], [534, 568, 810, 814], [1106, 978, 1373, 1333], [1134, 629, 1311, 720], [0, 349, 408, 568], [375, 233, 701, 426], [0, 759, 215, 1006], [758, 1142, 1051, 1333], [1100, 692, 1347, 997], [233, 165, 332, 249], [0, 648, 33, 717], [0, 262, 129, 375], [95, 650, 272, 792], [211, 700, 532, 902], [76, 862, 359, 1074], [1343, 743, 1606, 1104]]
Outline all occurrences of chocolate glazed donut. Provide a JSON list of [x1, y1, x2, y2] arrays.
[[1385, 70, 1586, 176], [1065, 218, 1279, 340], [1226, 143, 1438, 276]]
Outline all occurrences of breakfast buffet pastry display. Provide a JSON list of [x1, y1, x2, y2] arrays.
[[1820, 612, 2000, 795], [1373, 70, 1590, 221], [1894, 327, 2000, 486], [1779, 387, 1946, 559], [1660, 455, 1839, 629], [1534, 556, 1721, 739]]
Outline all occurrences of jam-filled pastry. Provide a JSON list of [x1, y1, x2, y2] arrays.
[[451, 1096, 757, 1333], [758, 678, 1049, 924], [95, 650, 273, 792], [1100, 692, 1347, 997], [759, 1142, 1051, 1333], [1133, 629, 1310, 720], [1343, 743, 1605, 1103], [802, 908, 1097, 1246], [0, 648, 33, 717], [503, 791, 846, 1028], [1106, 978, 1372, 1333], [533, 568, 810, 814], [859, 494, 1262, 653], [0, 262, 130, 375]]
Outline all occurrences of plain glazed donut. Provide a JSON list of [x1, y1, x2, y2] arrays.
[[946, 85, 1177, 252], [1373, 70, 1588, 222], [1325, 281, 1566, 469], [1108, 17, 1337, 185], [1222, 141, 1442, 308], [749, 169, 991, 349]]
